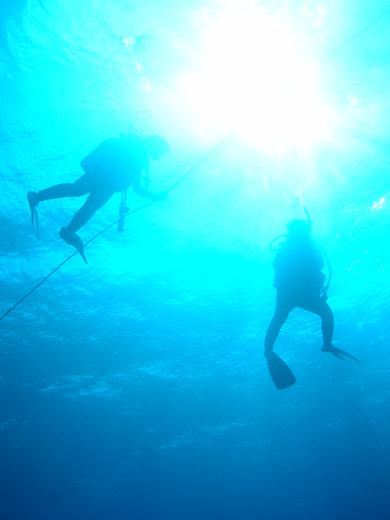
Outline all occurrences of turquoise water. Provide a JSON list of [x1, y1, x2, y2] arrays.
[[1, 1, 390, 518]]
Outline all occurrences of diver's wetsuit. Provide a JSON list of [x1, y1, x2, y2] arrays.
[[264, 238, 334, 352], [34, 134, 148, 232]]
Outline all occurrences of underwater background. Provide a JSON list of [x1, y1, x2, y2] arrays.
[[1, 1, 390, 518]]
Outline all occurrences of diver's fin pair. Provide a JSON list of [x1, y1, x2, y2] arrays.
[[59, 227, 88, 264], [27, 191, 39, 239], [265, 350, 296, 390], [265, 344, 362, 390], [321, 344, 362, 364]]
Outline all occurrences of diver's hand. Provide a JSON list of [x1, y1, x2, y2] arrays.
[[152, 191, 169, 202]]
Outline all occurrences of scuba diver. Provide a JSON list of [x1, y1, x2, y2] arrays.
[[27, 133, 169, 263], [264, 217, 361, 390]]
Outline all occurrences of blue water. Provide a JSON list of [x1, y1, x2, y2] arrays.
[[1, 1, 390, 519]]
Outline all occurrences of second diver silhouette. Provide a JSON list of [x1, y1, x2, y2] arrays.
[[264, 218, 361, 390], [27, 133, 169, 263]]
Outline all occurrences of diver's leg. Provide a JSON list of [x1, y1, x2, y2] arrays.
[[318, 303, 334, 346], [59, 189, 113, 264], [67, 190, 114, 232], [264, 295, 293, 352], [300, 299, 334, 347], [35, 175, 91, 201], [27, 176, 92, 238]]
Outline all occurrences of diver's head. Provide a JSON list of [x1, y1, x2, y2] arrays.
[[287, 219, 311, 241], [145, 135, 169, 160]]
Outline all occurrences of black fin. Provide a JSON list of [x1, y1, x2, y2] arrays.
[[322, 345, 362, 364], [59, 227, 88, 264], [27, 192, 39, 239], [33, 207, 39, 239], [265, 351, 297, 390]]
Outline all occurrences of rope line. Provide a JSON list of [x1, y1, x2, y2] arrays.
[[0, 141, 226, 322], [0, 202, 157, 322], [1, 6, 390, 322], [168, 132, 235, 192], [306, 7, 390, 75]]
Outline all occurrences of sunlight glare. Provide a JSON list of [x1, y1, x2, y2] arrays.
[[182, 7, 331, 150]]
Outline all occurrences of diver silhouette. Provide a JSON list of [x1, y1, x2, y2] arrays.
[[264, 219, 361, 389], [27, 133, 169, 263]]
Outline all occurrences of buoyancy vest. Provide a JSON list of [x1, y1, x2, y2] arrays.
[[80, 134, 148, 192], [273, 239, 326, 295]]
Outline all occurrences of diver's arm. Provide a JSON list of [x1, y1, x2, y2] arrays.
[[132, 170, 168, 201]]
